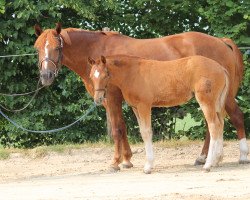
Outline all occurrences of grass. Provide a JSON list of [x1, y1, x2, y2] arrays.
[[0, 141, 114, 160], [0, 139, 241, 160], [0, 149, 10, 160], [175, 113, 201, 132]]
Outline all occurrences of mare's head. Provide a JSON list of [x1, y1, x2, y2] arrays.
[[88, 56, 109, 105], [34, 23, 63, 86]]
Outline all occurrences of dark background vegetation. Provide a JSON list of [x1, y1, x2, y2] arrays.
[[0, 0, 249, 147]]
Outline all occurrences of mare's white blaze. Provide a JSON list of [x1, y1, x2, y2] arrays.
[[44, 40, 49, 70], [239, 138, 249, 161], [94, 69, 100, 78]]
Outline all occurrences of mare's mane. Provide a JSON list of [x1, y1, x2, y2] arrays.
[[34, 29, 59, 49], [35, 28, 123, 49]]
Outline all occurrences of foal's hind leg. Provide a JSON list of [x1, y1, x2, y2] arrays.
[[225, 97, 249, 164], [136, 105, 154, 174], [200, 106, 224, 171]]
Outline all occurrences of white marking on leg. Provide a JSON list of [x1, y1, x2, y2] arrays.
[[204, 137, 223, 170], [140, 126, 154, 174], [44, 40, 49, 70], [239, 138, 249, 162], [94, 69, 100, 78], [144, 140, 154, 172]]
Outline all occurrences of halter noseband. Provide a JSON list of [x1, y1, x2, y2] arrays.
[[39, 35, 63, 77], [94, 69, 110, 93]]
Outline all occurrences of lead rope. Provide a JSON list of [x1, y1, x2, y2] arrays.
[[0, 102, 97, 134], [0, 79, 44, 112]]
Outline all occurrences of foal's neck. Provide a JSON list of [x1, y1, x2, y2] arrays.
[[107, 57, 136, 88]]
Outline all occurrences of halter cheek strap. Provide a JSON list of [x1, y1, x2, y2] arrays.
[[39, 35, 64, 77], [95, 88, 106, 92]]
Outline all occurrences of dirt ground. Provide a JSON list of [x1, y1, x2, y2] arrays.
[[0, 140, 250, 200]]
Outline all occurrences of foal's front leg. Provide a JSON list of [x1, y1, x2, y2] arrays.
[[136, 105, 154, 174]]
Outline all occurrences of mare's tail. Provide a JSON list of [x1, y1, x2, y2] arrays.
[[221, 38, 244, 94]]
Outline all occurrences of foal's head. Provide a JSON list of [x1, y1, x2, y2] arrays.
[[89, 56, 109, 105], [34, 23, 63, 86]]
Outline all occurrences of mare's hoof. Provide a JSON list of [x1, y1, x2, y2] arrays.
[[109, 165, 120, 173], [239, 159, 250, 164], [194, 155, 206, 166], [194, 158, 206, 166], [122, 161, 133, 169]]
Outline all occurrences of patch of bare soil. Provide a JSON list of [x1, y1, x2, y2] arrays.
[[0, 140, 250, 200]]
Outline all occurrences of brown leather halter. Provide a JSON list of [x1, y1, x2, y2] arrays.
[[39, 35, 63, 77]]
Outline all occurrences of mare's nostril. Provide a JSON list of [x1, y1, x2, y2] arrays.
[[48, 71, 53, 79]]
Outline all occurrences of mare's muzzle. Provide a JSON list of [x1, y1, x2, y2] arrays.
[[40, 69, 55, 86]]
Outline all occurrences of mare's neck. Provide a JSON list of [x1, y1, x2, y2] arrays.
[[61, 30, 104, 81]]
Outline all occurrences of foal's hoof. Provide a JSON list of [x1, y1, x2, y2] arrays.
[[239, 159, 250, 164], [143, 169, 152, 174], [122, 161, 134, 169], [202, 167, 210, 173]]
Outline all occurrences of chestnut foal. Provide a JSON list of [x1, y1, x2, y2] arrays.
[[89, 55, 229, 173]]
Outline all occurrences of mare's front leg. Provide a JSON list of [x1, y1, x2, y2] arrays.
[[106, 87, 133, 171], [136, 105, 154, 174]]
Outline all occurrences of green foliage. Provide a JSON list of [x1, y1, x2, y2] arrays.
[[0, 0, 249, 148]]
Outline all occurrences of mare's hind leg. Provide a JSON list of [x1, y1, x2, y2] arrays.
[[195, 95, 249, 166], [136, 105, 154, 174], [225, 97, 249, 164], [194, 122, 210, 165]]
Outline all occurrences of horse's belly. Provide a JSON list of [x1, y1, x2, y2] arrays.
[[152, 93, 193, 107]]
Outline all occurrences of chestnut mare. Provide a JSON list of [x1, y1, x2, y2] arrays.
[[34, 23, 248, 171], [89, 55, 229, 173]]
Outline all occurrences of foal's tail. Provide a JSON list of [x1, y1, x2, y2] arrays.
[[217, 68, 230, 115]]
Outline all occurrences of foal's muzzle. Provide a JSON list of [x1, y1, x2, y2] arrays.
[[94, 89, 106, 106], [94, 97, 105, 106], [40, 69, 55, 86]]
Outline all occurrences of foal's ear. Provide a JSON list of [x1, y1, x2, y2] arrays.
[[34, 24, 43, 37], [88, 57, 95, 65], [55, 22, 62, 35], [101, 56, 106, 64]]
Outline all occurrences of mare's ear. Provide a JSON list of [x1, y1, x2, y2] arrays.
[[88, 57, 95, 65], [101, 55, 106, 64], [55, 23, 62, 35], [34, 24, 43, 37]]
